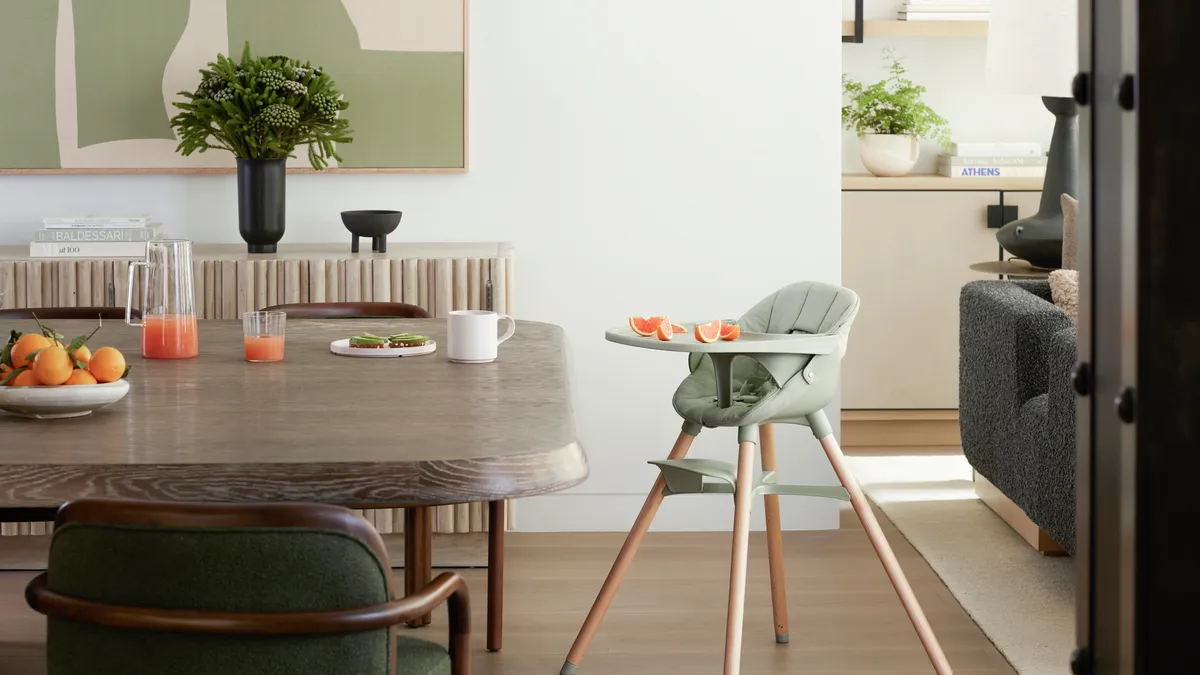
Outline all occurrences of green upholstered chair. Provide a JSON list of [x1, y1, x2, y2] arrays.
[[562, 282, 952, 675], [25, 499, 469, 675]]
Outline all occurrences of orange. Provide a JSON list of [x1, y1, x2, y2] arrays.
[[88, 347, 127, 383], [64, 369, 98, 386], [32, 346, 74, 386], [655, 318, 674, 341], [70, 344, 92, 367], [0, 364, 12, 385], [628, 316, 668, 337], [10, 334, 52, 368], [671, 322, 686, 334], [693, 319, 722, 344], [10, 369, 42, 386], [719, 323, 741, 341]]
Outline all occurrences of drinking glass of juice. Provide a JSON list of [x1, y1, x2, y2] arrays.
[[244, 311, 286, 362]]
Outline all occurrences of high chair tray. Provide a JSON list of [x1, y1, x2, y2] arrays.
[[605, 325, 838, 355]]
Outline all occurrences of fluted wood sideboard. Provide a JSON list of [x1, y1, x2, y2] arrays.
[[0, 242, 515, 540], [0, 242, 514, 320]]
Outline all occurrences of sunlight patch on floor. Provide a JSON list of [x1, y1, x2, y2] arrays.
[[860, 482, 977, 503], [848, 453, 974, 486]]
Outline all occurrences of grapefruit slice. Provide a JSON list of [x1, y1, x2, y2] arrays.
[[694, 319, 722, 343], [629, 316, 667, 337], [656, 320, 674, 341], [719, 323, 741, 341], [671, 322, 686, 334]]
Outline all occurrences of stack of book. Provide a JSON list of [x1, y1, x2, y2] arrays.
[[899, 0, 991, 21], [30, 216, 162, 258], [936, 142, 1047, 179]]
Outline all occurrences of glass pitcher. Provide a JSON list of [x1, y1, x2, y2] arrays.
[[126, 240, 199, 359]]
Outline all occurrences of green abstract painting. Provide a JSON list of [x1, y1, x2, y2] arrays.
[[0, 0, 467, 172]]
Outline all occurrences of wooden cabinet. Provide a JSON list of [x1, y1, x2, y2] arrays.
[[842, 188, 1040, 409]]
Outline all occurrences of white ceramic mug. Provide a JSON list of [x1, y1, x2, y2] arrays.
[[447, 310, 516, 363]]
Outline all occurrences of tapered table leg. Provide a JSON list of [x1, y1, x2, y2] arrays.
[[818, 433, 954, 675], [420, 506, 433, 626], [723, 441, 756, 675], [759, 424, 789, 644], [560, 430, 696, 675], [488, 499, 506, 652], [404, 507, 425, 629]]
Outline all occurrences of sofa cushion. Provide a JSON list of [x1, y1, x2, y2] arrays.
[[1049, 269, 1079, 320], [1062, 194, 1078, 270]]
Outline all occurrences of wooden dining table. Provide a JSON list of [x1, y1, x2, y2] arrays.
[[0, 317, 588, 652]]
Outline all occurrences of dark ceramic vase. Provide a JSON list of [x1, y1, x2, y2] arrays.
[[237, 158, 287, 254], [341, 210, 403, 253], [995, 96, 1079, 269]]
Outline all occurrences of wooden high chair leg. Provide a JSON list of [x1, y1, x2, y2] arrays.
[[759, 424, 790, 644], [723, 441, 757, 675], [817, 433, 955, 675], [560, 430, 696, 675]]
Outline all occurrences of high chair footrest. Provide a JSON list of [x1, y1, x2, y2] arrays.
[[649, 460, 850, 501], [650, 459, 736, 494], [757, 484, 850, 501]]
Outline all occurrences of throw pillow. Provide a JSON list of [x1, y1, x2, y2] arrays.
[[1049, 269, 1079, 320], [1062, 193, 1079, 270]]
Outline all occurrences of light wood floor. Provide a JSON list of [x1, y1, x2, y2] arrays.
[[0, 506, 1014, 675]]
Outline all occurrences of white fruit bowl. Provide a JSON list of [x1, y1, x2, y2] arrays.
[[0, 380, 130, 419]]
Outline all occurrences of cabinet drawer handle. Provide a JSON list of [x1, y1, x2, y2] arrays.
[[987, 204, 1019, 229]]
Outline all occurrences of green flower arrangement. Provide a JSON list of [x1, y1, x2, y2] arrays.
[[842, 49, 951, 149], [170, 43, 353, 170]]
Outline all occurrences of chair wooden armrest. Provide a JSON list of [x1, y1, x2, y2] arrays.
[[27, 571, 470, 675]]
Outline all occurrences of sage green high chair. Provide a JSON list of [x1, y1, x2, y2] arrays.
[[560, 282, 953, 675]]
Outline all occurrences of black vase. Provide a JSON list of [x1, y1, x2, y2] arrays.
[[236, 158, 286, 254]]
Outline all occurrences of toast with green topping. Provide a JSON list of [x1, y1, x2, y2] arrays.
[[387, 333, 429, 348], [349, 333, 388, 349]]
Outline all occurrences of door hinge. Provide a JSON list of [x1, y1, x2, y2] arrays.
[[1072, 72, 1091, 106], [1071, 361, 1091, 396], [1117, 74, 1136, 111], [1115, 386, 1136, 424], [1070, 647, 1092, 675]]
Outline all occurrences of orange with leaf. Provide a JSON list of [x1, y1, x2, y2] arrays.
[[10, 334, 52, 368], [1, 314, 130, 388], [9, 369, 42, 387]]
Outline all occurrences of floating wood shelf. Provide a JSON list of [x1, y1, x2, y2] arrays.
[[841, 20, 989, 38], [842, 173, 1044, 191]]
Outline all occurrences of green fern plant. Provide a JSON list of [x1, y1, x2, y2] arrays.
[[170, 42, 353, 170], [842, 49, 951, 149]]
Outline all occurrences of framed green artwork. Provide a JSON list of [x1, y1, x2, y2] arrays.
[[0, 0, 467, 173]]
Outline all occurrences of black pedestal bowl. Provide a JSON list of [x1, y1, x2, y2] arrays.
[[341, 210, 403, 253]]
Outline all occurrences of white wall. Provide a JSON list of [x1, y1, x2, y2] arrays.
[[841, 1, 1055, 173], [0, 1, 844, 532]]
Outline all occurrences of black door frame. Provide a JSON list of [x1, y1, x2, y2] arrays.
[[1079, 0, 1200, 673]]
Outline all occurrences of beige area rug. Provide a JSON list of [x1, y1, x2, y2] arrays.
[[850, 455, 1075, 675]]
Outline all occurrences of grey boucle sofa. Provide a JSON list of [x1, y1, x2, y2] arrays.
[[959, 280, 1077, 554]]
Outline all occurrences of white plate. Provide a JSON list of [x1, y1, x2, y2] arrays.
[[330, 339, 437, 358], [0, 380, 130, 419]]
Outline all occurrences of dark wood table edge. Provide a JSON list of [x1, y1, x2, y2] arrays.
[[1, 446, 587, 655], [0, 444, 589, 509]]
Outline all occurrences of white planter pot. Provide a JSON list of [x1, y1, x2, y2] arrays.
[[859, 134, 920, 177]]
